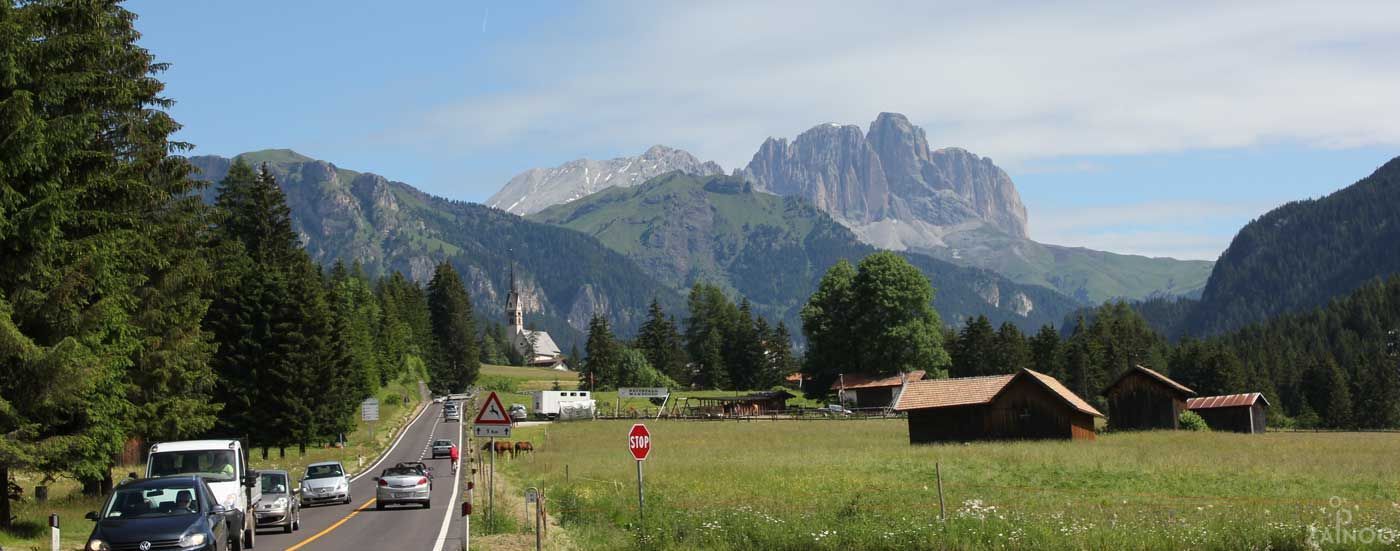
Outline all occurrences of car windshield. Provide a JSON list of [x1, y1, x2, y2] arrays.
[[148, 450, 237, 482], [382, 467, 418, 477], [433, 440, 452, 447], [102, 485, 200, 518], [305, 464, 344, 480], [260, 473, 288, 495]]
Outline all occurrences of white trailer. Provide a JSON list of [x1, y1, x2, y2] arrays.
[[147, 439, 261, 550], [532, 390, 595, 420]]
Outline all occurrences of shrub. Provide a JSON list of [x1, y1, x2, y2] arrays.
[[479, 376, 521, 393], [1179, 410, 1211, 432]]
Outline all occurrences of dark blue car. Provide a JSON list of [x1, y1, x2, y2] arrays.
[[85, 476, 232, 551]]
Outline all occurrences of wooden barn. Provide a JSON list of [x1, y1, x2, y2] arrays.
[[1186, 393, 1269, 434], [685, 390, 795, 416], [832, 371, 927, 409], [1102, 365, 1195, 430], [893, 369, 1103, 443]]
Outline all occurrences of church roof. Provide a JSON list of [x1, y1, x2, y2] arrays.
[[521, 329, 562, 357]]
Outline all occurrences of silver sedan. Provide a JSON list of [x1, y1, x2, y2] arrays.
[[374, 466, 430, 509]]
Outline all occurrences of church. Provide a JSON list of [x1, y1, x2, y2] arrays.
[[505, 266, 570, 371]]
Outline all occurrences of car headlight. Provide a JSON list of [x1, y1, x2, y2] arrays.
[[87, 539, 110, 551], [178, 532, 207, 547], [336, 480, 348, 491], [271, 497, 289, 509], [223, 493, 238, 509]]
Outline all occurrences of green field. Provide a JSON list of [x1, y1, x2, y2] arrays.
[[498, 421, 1400, 550], [476, 364, 828, 419], [0, 379, 424, 551]]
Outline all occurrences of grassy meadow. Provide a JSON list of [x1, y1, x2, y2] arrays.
[[476, 364, 828, 418], [497, 420, 1400, 550]]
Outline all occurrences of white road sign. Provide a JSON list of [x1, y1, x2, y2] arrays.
[[360, 398, 380, 421], [619, 387, 669, 399], [474, 425, 512, 438]]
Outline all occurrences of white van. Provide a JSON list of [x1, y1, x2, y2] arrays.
[[147, 440, 261, 550]]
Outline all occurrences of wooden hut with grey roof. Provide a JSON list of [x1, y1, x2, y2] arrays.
[[893, 369, 1103, 443]]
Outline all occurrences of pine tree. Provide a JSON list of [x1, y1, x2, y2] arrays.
[[426, 262, 479, 394], [635, 300, 688, 386], [582, 314, 621, 390], [951, 316, 998, 377], [0, 0, 214, 510], [994, 322, 1031, 374], [696, 330, 730, 390], [1028, 325, 1064, 380]]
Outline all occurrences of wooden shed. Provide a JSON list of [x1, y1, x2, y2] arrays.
[[893, 369, 1103, 443], [1186, 393, 1269, 434], [1102, 365, 1195, 431], [832, 371, 927, 409], [685, 390, 795, 416]]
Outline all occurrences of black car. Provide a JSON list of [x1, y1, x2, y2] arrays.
[[86, 476, 232, 551]]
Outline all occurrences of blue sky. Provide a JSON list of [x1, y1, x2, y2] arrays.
[[128, 1, 1400, 260]]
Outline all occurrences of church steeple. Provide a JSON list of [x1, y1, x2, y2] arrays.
[[506, 260, 524, 330]]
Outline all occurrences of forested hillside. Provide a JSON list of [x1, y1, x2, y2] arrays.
[[1188, 156, 1400, 335], [188, 152, 684, 349], [532, 172, 1083, 333]]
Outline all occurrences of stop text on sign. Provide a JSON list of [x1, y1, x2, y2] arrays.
[[628, 423, 651, 461], [629, 435, 650, 448]]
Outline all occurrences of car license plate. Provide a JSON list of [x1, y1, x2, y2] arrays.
[[394, 492, 411, 498]]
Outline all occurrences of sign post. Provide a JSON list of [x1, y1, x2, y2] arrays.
[[360, 398, 380, 439], [474, 391, 512, 530], [628, 424, 651, 527]]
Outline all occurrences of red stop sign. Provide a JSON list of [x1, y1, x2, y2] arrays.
[[628, 424, 651, 461]]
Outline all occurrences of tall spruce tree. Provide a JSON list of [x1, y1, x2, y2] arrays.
[[581, 314, 621, 390], [635, 300, 689, 386], [426, 261, 479, 394], [1029, 325, 1065, 380], [0, 0, 214, 509], [951, 316, 998, 377]]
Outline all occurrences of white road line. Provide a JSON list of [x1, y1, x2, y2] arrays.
[[430, 417, 464, 551], [349, 401, 434, 483]]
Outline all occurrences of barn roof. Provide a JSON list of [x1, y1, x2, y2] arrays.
[[1186, 393, 1269, 410], [1103, 365, 1196, 397], [893, 369, 1104, 418], [831, 370, 927, 391]]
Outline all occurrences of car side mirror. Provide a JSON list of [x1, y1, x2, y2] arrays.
[[84, 511, 99, 521], [210, 504, 228, 515], [243, 471, 259, 488]]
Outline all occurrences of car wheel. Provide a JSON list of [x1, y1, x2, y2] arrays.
[[245, 526, 255, 549], [293, 511, 300, 531], [423, 500, 431, 509], [229, 522, 243, 551], [376, 502, 385, 511], [284, 521, 293, 534]]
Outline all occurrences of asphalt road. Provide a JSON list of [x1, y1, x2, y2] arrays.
[[256, 400, 467, 551]]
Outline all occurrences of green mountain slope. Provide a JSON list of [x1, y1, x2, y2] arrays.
[[531, 173, 1083, 331], [1187, 155, 1400, 335], [188, 150, 685, 349], [911, 227, 1212, 303]]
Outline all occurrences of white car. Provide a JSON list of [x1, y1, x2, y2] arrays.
[[300, 461, 351, 506]]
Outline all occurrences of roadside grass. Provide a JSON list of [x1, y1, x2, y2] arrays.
[[499, 420, 1400, 550], [0, 379, 425, 551]]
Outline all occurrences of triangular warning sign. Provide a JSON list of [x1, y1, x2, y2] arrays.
[[474, 391, 512, 425]]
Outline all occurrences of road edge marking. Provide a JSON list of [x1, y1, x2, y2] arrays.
[[283, 498, 377, 551], [430, 415, 464, 551]]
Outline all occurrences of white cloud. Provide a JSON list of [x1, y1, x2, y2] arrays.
[[396, 1, 1400, 173]]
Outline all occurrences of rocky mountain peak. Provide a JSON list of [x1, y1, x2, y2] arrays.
[[743, 112, 1029, 239], [486, 145, 724, 216]]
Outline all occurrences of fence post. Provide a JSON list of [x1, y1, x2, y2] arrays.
[[936, 462, 946, 522], [49, 513, 60, 551]]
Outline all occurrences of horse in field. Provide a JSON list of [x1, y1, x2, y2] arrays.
[[513, 441, 534, 458]]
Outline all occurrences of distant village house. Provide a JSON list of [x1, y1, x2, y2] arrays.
[[832, 371, 927, 409]]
